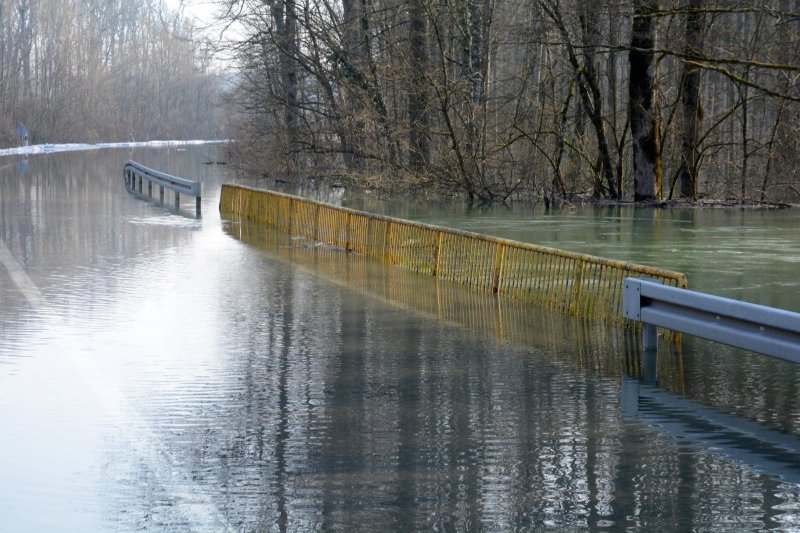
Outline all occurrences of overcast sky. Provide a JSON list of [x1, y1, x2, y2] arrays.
[[164, 0, 243, 69], [165, 0, 222, 30]]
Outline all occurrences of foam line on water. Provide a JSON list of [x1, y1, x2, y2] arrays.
[[0, 139, 228, 157]]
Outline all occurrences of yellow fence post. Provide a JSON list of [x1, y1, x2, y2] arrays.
[[345, 212, 352, 251], [287, 198, 294, 235], [313, 204, 320, 242], [569, 260, 586, 315], [433, 231, 443, 277], [492, 243, 505, 294], [383, 222, 393, 264]]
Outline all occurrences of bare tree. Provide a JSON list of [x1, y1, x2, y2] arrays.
[[215, 0, 800, 204], [629, 0, 662, 201], [676, 0, 705, 200], [0, 0, 219, 147]]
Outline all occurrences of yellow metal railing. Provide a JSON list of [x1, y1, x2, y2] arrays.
[[220, 184, 688, 323]]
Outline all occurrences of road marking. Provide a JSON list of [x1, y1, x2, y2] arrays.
[[0, 239, 232, 531], [0, 240, 46, 307]]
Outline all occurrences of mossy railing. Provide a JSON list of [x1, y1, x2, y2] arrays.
[[220, 184, 688, 324]]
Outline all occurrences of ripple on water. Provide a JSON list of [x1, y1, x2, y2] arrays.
[[3, 150, 800, 530], [126, 214, 202, 229]]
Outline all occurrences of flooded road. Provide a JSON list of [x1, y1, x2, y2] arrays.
[[2, 147, 800, 530]]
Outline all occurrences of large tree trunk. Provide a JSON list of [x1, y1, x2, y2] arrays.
[[677, 1, 705, 200], [271, 0, 299, 176], [407, 0, 430, 174], [341, 0, 366, 172], [629, 0, 662, 202]]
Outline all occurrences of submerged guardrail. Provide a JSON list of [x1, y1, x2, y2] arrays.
[[124, 160, 202, 216], [219, 185, 688, 323], [624, 278, 800, 362]]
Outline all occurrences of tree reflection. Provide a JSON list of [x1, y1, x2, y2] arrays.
[[212, 217, 800, 529]]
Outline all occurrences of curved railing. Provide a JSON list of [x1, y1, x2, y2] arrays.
[[124, 160, 202, 216], [220, 184, 688, 324]]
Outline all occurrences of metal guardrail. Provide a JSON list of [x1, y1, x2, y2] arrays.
[[220, 184, 688, 324], [623, 277, 800, 363], [123, 160, 202, 216]]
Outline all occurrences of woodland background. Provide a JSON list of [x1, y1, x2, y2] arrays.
[[2, 0, 799, 203], [0, 0, 221, 145]]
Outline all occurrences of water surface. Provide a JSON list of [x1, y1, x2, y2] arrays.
[[1, 149, 800, 530]]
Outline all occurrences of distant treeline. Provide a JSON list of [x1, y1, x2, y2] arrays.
[[220, 0, 800, 204], [0, 0, 221, 147]]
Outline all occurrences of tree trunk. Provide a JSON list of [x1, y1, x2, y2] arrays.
[[19, 0, 32, 100], [272, 0, 299, 176], [341, 0, 365, 172], [407, 0, 430, 174], [578, 3, 617, 198], [677, 1, 705, 200], [629, 0, 662, 202], [539, 0, 616, 198]]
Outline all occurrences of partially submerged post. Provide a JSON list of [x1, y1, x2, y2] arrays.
[[16, 123, 29, 147]]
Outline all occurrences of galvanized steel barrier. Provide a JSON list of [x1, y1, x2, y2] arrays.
[[624, 278, 800, 362], [219, 184, 688, 323], [124, 160, 202, 216]]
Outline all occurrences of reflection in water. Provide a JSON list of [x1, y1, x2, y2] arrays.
[[624, 376, 800, 485], [226, 218, 687, 388], [222, 218, 800, 529], [1, 148, 800, 530], [624, 351, 800, 485]]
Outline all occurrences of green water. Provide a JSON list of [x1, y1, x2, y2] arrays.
[[278, 182, 800, 310], [414, 206, 800, 313]]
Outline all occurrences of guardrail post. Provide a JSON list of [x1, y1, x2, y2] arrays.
[[147, 180, 152, 198], [492, 243, 505, 293], [345, 212, 352, 251], [432, 231, 443, 277], [138, 175, 142, 193], [643, 323, 658, 352], [159, 186, 164, 204], [175, 192, 180, 210], [642, 347, 657, 384], [195, 196, 201, 218]]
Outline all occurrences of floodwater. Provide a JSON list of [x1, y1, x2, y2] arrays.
[[1, 147, 800, 531]]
